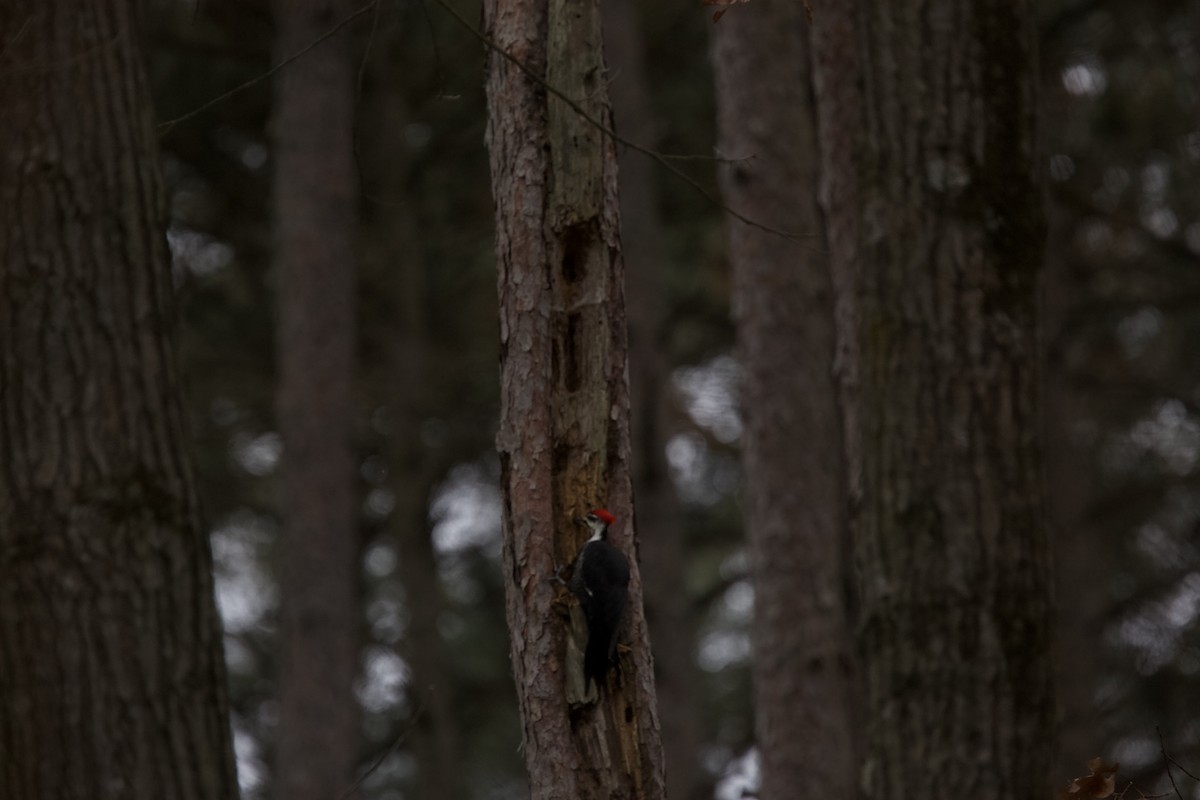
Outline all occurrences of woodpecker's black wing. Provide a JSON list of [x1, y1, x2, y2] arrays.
[[573, 539, 630, 689]]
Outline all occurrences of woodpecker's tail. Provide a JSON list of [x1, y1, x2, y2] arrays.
[[583, 629, 611, 690], [582, 586, 627, 691]]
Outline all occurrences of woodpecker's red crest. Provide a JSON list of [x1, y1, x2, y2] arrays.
[[589, 508, 616, 526]]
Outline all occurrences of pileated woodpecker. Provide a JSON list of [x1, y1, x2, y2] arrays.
[[569, 508, 630, 691]]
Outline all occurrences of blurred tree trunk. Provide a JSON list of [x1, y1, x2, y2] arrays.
[[483, 0, 667, 796], [711, 5, 857, 800], [811, 2, 1055, 799], [271, 2, 360, 799], [601, 4, 707, 800], [360, 18, 462, 793], [0, 2, 239, 798]]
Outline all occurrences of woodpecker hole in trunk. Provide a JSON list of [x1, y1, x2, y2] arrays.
[[560, 223, 590, 283]]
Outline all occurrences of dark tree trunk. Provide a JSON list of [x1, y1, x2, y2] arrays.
[[359, 16, 463, 796], [711, 5, 857, 800], [483, 0, 667, 796], [0, 2, 239, 798], [601, 4, 707, 800], [270, 2, 360, 799], [811, 2, 1055, 799]]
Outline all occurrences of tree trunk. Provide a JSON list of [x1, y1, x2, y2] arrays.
[[711, 5, 857, 800], [270, 2, 360, 799], [0, 3, 239, 798], [483, 0, 667, 796], [601, 5, 707, 800], [811, 2, 1055, 799], [359, 14, 463, 796]]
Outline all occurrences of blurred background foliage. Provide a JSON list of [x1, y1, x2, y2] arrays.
[[146, 0, 1199, 796]]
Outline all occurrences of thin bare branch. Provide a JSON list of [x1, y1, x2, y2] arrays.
[[1158, 726, 1194, 800], [427, 0, 818, 245], [157, 1, 377, 137], [338, 699, 426, 800]]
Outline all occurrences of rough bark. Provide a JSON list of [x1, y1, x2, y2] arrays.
[[601, 4, 707, 799], [811, 2, 1056, 799], [270, 2, 360, 798], [711, 5, 857, 800], [0, 2, 239, 798], [483, 0, 667, 796]]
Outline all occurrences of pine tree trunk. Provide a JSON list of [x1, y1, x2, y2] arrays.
[[711, 5, 857, 800], [602, 4, 707, 799], [0, 3, 239, 798], [483, 0, 667, 796], [270, 2, 360, 798], [811, 2, 1055, 798]]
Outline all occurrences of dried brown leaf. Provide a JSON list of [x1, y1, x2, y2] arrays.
[[1061, 758, 1121, 800]]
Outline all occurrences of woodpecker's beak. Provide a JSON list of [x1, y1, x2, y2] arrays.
[[573, 516, 587, 528]]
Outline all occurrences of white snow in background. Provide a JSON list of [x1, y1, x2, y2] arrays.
[[714, 747, 760, 800], [1111, 572, 1200, 673], [167, 227, 234, 277], [699, 577, 754, 672], [211, 516, 277, 634], [356, 646, 410, 714], [365, 540, 398, 578], [431, 463, 503, 556], [1141, 206, 1178, 238], [1062, 62, 1107, 96], [232, 717, 267, 797], [673, 355, 742, 444], [365, 487, 396, 521], [229, 431, 282, 477], [367, 593, 405, 645], [1111, 736, 1159, 771], [1129, 400, 1200, 475], [666, 432, 710, 502], [723, 581, 755, 619]]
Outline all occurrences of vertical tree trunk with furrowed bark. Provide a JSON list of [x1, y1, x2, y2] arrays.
[[601, 3, 707, 799], [270, 2, 360, 799], [0, 2, 239, 798], [711, 5, 857, 800], [483, 0, 667, 797], [811, 2, 1055, 799]]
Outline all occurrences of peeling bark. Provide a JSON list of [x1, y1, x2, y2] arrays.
[[483, 0, 667, 795], [811, 1, 1056, 798], [0, 2, 238, 798]]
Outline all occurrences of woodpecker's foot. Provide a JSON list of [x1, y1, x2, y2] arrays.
[[548, 561, 571, 588]]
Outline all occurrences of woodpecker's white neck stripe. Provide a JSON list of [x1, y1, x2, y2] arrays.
[[584, 516, 608, 542]]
